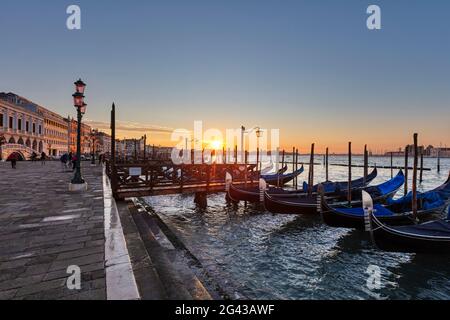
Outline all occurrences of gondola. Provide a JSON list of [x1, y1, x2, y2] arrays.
[[228, 167, 378, 203], [363, 188, 450, 254], [279, 167, 378, 198], [321, 171, 450, 230], [302, 167, 378, 194], [261, 164, 288, 176], [226, 166, 302, 203], [264, 192, 319, 215], [228, 180, 301, 203], [263, 168, 392, 216], [262, 165, 304, 187]]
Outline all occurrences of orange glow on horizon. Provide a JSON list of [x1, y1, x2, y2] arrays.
[[98, 126, 449, 155]]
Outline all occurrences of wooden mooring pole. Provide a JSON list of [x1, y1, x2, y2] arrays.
[[412, 133, 419, 219], [256, 147, 260, 171], [277, 149, 285, 188], [110, 103, 115, 164], [292, 147, 296, 188], [110, 103, 117, 198], [222, 147, 226, 164], [292, 147, 295, 169], [420, 150, 424, 183], [308, 144, 315, 196], [437, 148, 441, 173], [404, 145, 409, 196], [390, 152, 393, 178], [325, 147, 329, 182], [295, 148, 299, 189], [363, 144, 368, 185], [348, 142, 352, 205]]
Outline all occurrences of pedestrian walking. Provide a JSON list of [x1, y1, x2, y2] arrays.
[[72, 154, 77, 171], [68, 152, 73, 168], [10, 154, 17, 169], [60, 153, 69, 171], [41, 152, 46, 165]]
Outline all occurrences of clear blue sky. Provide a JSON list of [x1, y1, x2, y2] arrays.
[[1, 0, 449, 151]]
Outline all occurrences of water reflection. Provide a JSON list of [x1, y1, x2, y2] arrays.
[[144, 156, 450, 300]]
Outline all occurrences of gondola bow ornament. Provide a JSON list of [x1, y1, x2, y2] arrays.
[[259, 178, 267, 203], [363, 191, 375, 244], [225, 172, 233, 192]]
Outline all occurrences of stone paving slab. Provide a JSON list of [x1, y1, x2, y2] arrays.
[[0, 161, 106, 300]]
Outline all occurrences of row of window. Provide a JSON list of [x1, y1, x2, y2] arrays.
[[0, 114, 75, 139], [45, 119, 68, 130], [0, 114, 42, 135], [46, 139, 67, 146], [45, 128, 67, 139]]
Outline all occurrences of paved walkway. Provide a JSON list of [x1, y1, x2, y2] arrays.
[[0, 160, 219, 300], [0, 161, 108, 299]]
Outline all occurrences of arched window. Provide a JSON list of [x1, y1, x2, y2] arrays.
[[32, 140, 37, 151], [38, 141, 43, 153], [8, 137, 15, 144], [17, 137, 24, 145], [26, 139, 31, 148]]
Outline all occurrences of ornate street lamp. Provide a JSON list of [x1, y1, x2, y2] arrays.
[[75, 79, 86, 94], [241, 125, 263, 165], [80, 103, 87, 115], [255, 127, 263, 139], [71, 79, 87, 186]]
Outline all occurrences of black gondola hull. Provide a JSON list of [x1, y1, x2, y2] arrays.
[[228, 184, 260, 203], [371, 217, 450, 254], [228, 167, 380, 205], [321, 208, 415, 230], [264, 194, 318, 215], [320, 189, 408, 230]]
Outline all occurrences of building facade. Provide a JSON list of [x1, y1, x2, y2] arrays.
[[0, 96, 45, 160], [67, 117, 92, 155], [0, 92, 96, 160], [39, 107, 69, 157], [1, 92, 160, 162], [428, 146, 450, 158], [385, 145, 450, 158], [91, 130, 112, 155], [115, 139, 126, 158], [122, 138, 145, 158]]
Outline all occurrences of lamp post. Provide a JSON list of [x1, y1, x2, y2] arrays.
[[255, 127, 263, 171], [241, 125, 263, 167], [91, 130, 96, 165], [71, 79, 87, 186]]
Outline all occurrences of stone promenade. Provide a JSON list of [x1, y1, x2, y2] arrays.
[[0, 161, 107, 300], [0, 160, 220, 301]]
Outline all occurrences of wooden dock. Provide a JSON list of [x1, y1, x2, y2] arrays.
[[106, 161, 259, 200]]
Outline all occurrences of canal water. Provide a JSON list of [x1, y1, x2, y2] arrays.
[[144, 156, 450, 300]]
